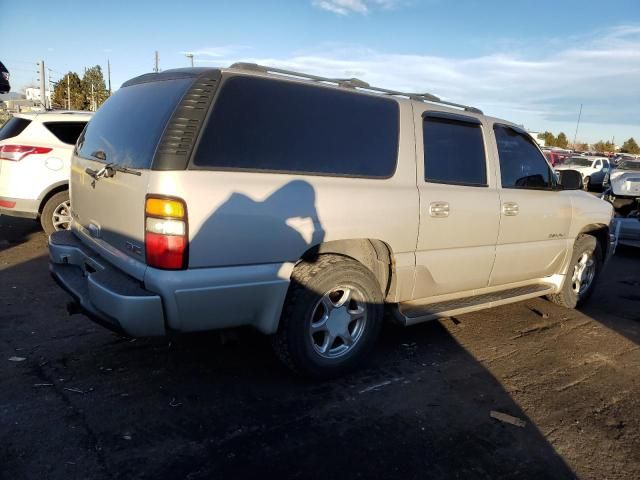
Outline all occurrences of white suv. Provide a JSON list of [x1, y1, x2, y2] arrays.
[[0, 111, 92, 233]]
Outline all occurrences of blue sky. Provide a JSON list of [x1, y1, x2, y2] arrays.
[[2, 0, 639, 143]]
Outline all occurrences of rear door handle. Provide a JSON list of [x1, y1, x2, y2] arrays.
[[429, 201, 450, 218], [502, 202, 519, 216]]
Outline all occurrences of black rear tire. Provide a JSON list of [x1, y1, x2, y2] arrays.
[[40, 191, 70, 236], [272, 255, 384, 379]]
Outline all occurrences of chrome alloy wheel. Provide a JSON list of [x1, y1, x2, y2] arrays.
[[52, 200, 71, 231], [572, 251, 595, 296], [309, 286, 367, 359]]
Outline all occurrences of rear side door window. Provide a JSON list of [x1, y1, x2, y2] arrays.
[[494, 125, 555, 189], [422, 113, 487, 186]]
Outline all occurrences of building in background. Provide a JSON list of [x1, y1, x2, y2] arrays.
[[25, 87, 51, 105]]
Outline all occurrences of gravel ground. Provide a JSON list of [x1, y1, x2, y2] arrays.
[[1, 215, 639, 479]]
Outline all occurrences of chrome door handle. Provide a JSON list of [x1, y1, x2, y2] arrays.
[[429, 201, 450, 218], [502, 202, 519, 216]]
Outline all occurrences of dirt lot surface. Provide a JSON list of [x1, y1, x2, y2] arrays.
[[1, 215, 639, 479]]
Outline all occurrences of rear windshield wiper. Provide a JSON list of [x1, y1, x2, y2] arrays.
[[85, 162, 141, 185], [103, 163, 142, 177]]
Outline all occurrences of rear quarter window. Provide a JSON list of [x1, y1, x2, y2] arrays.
[[192, 76, 399, 178], [44, 122, 87, 145], [0, 117, 31, 141]]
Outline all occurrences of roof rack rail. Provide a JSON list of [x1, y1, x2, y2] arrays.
[[229, 62, 483, 115]]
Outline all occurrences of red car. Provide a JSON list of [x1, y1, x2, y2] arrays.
[[544, 151, 569, 166]]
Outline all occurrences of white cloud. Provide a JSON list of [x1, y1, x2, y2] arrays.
[[213, 25, 640, 141], [312, 0, 400, 15]]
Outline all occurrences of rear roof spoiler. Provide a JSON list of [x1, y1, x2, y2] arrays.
[[122, 68, 218, 88]]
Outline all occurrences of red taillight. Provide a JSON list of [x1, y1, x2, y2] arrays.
[[145, 232, 187, 269], [0, 145, 53, 161], [144, 196, 188, 270]]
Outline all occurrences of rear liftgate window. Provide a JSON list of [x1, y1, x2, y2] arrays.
[[193, 76, 399, 177], [77, 78, 192, 169], [423, 113, 487, 186]]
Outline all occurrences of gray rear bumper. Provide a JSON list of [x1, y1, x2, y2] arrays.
[[49, 230, 294, 337], [49, 231, 166, 336]]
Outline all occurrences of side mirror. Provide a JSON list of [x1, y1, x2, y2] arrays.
[[557, 169, 583, 190]]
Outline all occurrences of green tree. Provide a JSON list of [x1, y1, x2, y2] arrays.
[[51, 72, 84, 110], [593, 140, 615, 153], [537, 131, 556, 147], [555, 132, 569, 149], [81, 65, 109, 111], [620, 137, 640, 154]]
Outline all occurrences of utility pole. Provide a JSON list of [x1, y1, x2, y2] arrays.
[[154, 51, 160, 73], [572, 104, 583, 148], [38, 60, 47, 109], [185, 53, 194, 68], [47, 68, 53, 101], [67, 74, 71, 110], [91, 82, 95, 111], [107, 59, 112, 95]]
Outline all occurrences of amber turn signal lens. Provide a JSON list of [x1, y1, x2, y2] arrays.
[[145, 198, 185, 218]]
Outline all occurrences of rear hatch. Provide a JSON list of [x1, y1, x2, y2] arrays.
[[71, 76, 194, 279]]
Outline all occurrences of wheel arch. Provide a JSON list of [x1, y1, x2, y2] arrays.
[[299, 238, 396, 300], [578, 223, 610, 260], [38, 182, 68, 215]]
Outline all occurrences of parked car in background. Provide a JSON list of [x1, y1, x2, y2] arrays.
[[0, 61, 10, 93], [603, 159, 640, 214], [50, 64, 613, 378], [0, 111, 92, 234], [555, 155, 611, 191], [544, 150, 570, 166], [612, 215, 640, 249], [612, 154, 639, 167]]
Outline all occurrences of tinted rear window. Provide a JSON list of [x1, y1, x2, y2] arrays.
[[0, 117, 31, 141], [423, 116, 486, 186], [44, 122, 87, 145], [77, 78, 191, 169], [193, 76, 399, 177]]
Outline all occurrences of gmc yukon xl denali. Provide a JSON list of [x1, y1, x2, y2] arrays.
[[49, 64, 615, 377]]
